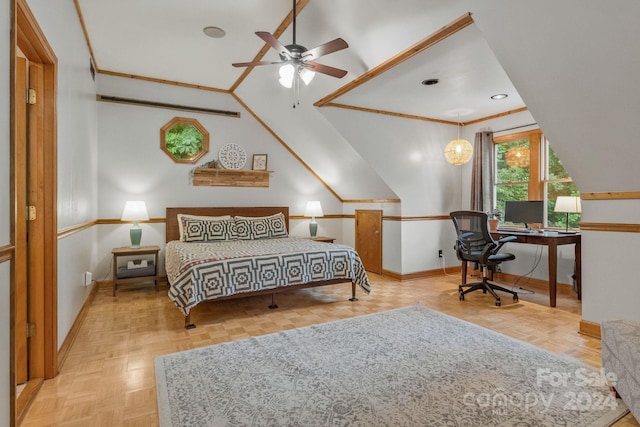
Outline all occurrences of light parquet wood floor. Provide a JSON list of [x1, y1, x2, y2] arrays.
[[21, 272, 639, 426]]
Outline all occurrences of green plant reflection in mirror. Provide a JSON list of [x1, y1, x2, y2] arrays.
[[160, 117, 209, 164]]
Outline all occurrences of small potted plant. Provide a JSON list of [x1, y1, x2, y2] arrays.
[[188, 159, 220, 184], [487, 209, 503, 232]]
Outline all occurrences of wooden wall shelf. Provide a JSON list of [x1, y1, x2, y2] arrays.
[[192, 168, 272, 187]]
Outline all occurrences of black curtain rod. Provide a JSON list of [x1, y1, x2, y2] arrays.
[[96, 95, 240, 118], [493, 123, 538, 133]]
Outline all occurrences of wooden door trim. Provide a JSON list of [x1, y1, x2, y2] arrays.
[[0, 245, 14, 263], [15, 56, 28, 388], [12, 0, 59, 424]]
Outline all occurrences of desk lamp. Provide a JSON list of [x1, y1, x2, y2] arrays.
[[304, 201, 323, 237], [554, 196, 581, 233], [121, 201, 149, 248]]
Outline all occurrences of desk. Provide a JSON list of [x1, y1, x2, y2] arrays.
[[490, 231, 581, 307]]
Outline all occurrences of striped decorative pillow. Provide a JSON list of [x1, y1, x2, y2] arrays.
[[234, 212, 288, 240], [177, 214, 236, 242]]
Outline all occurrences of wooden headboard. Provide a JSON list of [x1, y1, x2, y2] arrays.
[[166, 206, 290, 242]]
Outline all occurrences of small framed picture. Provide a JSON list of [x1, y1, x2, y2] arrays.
[[252, 154, 268, 171]]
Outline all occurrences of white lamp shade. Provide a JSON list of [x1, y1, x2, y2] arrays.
[[304, 201, 324, 218], [121, 201, 149, 221], [300, 67, 315, 85], [554, 196, 581, 213], [279, 63, 295, 88]]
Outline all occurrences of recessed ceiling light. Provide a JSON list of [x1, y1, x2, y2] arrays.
[[421, 78, 439, 86], [203, 26, 226, 38], [491, 93, 508, 100]]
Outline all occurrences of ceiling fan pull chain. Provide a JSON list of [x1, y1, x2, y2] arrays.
[[292, 69, 300, 108]]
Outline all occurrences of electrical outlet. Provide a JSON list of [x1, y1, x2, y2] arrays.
[[84, 272, 92, 287], [438, 250, 443, 258]]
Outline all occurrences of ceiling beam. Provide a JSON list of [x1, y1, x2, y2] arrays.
[[229, 0, 310, 93], [314, 12, 474, 107], [230, 92, 344, 202], [97, 69, 230, 94], [324, 102, 459, 126]]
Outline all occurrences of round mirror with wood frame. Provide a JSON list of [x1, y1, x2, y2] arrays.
[[160, 117, 209, 164]]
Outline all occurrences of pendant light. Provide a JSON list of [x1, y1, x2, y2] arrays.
[[444, 116, 473, 165], [505, 146, 530, 168]]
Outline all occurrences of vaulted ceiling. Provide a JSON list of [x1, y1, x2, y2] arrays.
[[78, 0, 524, 123], [77, 0, 640, 199]]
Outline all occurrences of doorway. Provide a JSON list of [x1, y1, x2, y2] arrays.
[[355, 210, 382, 274], [12, 0, 58, 423]]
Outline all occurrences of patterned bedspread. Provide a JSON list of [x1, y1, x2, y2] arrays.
[[165, 237, 371, 315]]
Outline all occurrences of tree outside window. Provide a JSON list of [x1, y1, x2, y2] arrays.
[[546, 145, 580, 228], [161, 117, 209, 164], [494, 130, 580, 229]]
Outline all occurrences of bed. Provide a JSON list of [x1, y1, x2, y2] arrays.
[[165, 207, 371, 328]]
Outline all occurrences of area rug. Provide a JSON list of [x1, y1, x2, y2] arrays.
[[155, 304, 629, 426]]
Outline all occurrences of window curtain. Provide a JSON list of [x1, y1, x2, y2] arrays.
[[470, 131, 494, 212]]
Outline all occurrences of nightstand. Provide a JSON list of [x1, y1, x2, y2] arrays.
[[112, 245, 160, 296], [308, 236, 335, 243]]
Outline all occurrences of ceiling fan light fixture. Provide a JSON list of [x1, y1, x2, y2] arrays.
[[232, 0, 348, 107], [300, 67, 315, 85], [279, 63, 295, 88]]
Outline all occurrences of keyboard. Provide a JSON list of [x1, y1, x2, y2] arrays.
[[497, 228, 534, 233]]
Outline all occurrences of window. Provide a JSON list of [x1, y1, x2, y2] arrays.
[[494, 130, 580, 228], [161, 117, 209, 164]]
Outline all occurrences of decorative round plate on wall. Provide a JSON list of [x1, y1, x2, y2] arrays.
[[218, 143, 247, 169]]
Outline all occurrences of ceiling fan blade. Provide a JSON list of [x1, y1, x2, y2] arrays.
[[232, 60, 283, 68], [303, 38, 348, 61], [305, 62, 348, 78], [255, 31, 291, 58]]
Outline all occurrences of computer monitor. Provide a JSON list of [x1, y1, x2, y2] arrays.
[[504, 200, 544, 228]]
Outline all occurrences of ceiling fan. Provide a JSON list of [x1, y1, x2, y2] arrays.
[[232, 0, 349, 106]]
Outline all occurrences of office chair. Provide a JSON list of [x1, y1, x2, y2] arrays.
[[450, 210, 519, 306]]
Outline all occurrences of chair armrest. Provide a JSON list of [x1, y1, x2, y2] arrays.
[[498, 235, 517, 244], [494, 235, 516, 253]]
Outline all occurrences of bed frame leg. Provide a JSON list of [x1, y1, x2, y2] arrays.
[[184, 314, 196, 329], [269, 293, 278, 309], [349, 282, 358, 301]]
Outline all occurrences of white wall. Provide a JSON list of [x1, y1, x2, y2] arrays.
[[470, 0, 640, 323], [95, 74, 343, 279], [322, 107, 463, 275], [26, 0, 99, 348], [321, 99, 577, 282], [581, 199, 640, 323], [1, 0, 12, 422]]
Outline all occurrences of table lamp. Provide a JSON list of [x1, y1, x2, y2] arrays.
[[304, 201, 323, 237], [121, 201, 149, 248], [554, 196, 581, 233]]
